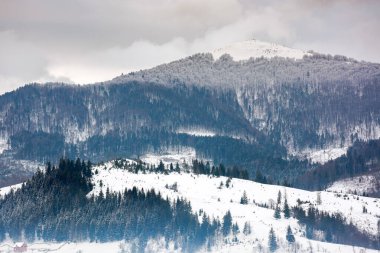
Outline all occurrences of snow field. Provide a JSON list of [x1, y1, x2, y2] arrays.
[[87, 161, 380, 252], [211, 40, 310, 62]]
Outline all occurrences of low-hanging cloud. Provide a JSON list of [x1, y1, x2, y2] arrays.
[[0, 0, 379, 94]]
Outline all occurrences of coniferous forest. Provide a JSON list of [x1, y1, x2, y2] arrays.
[[292, 206, 380, 249], [0, 158, 218, 252], [296, 139, 380, 193]]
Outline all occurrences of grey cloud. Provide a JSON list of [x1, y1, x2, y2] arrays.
[[0, 0, 379, 94]]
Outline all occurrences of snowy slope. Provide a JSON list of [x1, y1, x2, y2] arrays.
[[140, 147, 199, 166], [1, 159, 379, 253], [327, 174, 379, 195], [87, 160, 380, 252], [211, 40, 310, 61], [0, 183, 22, 197], [176, 128, 216, 137], [294, 146, 348, 164], [0, 238, 376, 253]]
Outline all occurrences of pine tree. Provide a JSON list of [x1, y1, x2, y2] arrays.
[[226, 178, 231, 188], [274, 205, 281, 219], [157, 160, 165, 173], [243, 221, 251, 235], [222, 211, 232, 236], [277, 190, 282, 205], [99, 189, 104, 200], [232, 222, 239, 236], [283, 197, 290, 219], [240, 191, 249, 204], [269, 227, 278, 252], [175, 162, 180, 173], [286, 226, 295, 243]]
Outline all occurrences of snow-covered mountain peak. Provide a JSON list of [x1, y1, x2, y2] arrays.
[[211, 39, 310, 61]]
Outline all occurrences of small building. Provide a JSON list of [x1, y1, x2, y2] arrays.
[[14, 242, 27, 252]]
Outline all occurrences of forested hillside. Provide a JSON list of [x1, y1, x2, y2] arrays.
[[0, 51, 379, 186], [296, 139, 380, 192], [0, 158, 216, 252], [117, 53, 380, 151]]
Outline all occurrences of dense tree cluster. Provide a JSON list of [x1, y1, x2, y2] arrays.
[[292, 206, 379, 250], [121, 52, 380, 151], [296, 139, 380, 193], [0, 158, 217, 252], [192, 159, 249, 180]]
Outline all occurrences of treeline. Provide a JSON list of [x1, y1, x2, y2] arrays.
[[293, 206, 380, 250], [192, 159, 249, 179], [84, 131, 301, 182], [296, 139, 380, 191], [8, 128, 303, 183], [109, 158, 250, 181], [3, 82, 307, 183], [0, 158, 217, 252]]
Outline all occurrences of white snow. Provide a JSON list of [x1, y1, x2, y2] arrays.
[[0, 138, 8, 155], [140, 147, 211, 166], [296, 146, 348, 164], [327, 175, 379, 195], [0, 241, 129, 253], [211, 40, 310, 61], [0, 238, 376, 253], [1, 160, 379, 253], [0, 183, 22, 197], [87, 161, 380, 252], [176, 128, 216, 137]]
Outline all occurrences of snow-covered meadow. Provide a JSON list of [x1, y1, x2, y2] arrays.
[[87, 160, 380, 252], [1, 158, 379, 253]]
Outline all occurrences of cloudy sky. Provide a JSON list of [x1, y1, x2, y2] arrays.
[[0, 0, 379, 94]]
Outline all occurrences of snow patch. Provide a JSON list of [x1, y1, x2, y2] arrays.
[[327, 175, 379, 195], [90, 163, 380, 238], [0, 138, 8, 155], [297, 146, 348, 164], [140, 147, 202, 166], [176, 128, 216, 137], [1, 161, 379, 252], [0, 183, 22, 197], [0, 239, 375, 253], [211, 40, 310, 61]]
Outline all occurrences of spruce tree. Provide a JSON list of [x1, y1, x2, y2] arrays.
[[157, 160, 165, 173], [222, 211, 232, 236], [274, 205, 281, 219], [277, 190, 282, 205], [243, 221, 251, 235], [269, 227, 278, 252], [240, 191, 249, 204], [283, 197, 290, 219], [286, 226, 295, 243], [232, 222, 239, 236], [175, 162, 180, 173]]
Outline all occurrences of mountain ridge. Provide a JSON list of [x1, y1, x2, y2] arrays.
[[211, 39, 310, 61], [0, 40, 379, 187]]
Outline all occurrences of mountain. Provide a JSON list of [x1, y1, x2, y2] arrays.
[[114, 41, 380, 152], [0, 39, 380, 186]]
